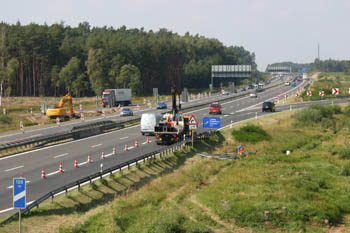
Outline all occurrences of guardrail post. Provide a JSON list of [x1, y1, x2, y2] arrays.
[[78, 182, 80, 190], [51, 193, 54, 203], [89, 176, 92, 184]]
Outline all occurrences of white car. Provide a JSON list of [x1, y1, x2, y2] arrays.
[[250, 93, 257, 98], [285, 82, 290, 86]]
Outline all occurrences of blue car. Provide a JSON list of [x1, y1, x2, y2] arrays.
[[156, 102, 167, 109]]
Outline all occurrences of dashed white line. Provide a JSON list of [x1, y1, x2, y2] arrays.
[[47, 170, 60, 177], [120, 136, 129, 140], [54, 153, 68, 158], [91, 144, 102, 148], [5, 165, 24, 172]]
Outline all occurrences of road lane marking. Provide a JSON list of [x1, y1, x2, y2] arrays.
[[54, 153, 68, 158], [47, 170, 60, 177], [120, 136, 129, 140], [91, 144, 102, 148], [128, 146, 134, 150], [5, 165, 24, 172], [8, 180, 31, 189]]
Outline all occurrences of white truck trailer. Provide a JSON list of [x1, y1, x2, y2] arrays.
[[102, 89, 132, 107]]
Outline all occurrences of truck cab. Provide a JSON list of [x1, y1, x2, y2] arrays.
[[102, 89, 116, 107], [209, 102, 222, 114]]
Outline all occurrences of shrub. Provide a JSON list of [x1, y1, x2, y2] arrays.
[[339, 148, 350, 159], [231, 124, 271, 144], [0, 115, 12, 124], [340, 164, 350, 176], [23, 121, 38, 127], [292, 104, 341, 127]]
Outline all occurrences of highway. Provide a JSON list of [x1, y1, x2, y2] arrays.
[[0, 79, 312, 219]]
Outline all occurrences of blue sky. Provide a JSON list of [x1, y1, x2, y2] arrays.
[[1, 0, 349, 71]]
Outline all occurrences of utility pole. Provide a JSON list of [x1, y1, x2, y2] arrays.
[[0, 25, 6, 107]]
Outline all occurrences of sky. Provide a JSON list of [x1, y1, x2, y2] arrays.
[[1, 0, 349, 71]]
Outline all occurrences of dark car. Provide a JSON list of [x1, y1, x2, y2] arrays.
[[262, 102, 275, 112], [248, 84, 254, 89], [120, 108, 133, 116], [156, 101, 167, 109], [241, 87, 246, 92]]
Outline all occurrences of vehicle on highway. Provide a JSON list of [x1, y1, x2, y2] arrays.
[[262, 101, 275, 112], [102, 88, 132, 107], [209, 102, 222, 114], [140, 113, 162, 135], [285, 82, 290, 86], [156, 101, 167, 109], [221, 90, 230, 95], [120, 108, 133, 117], [241, 87, 246, 92], [250, 92, 257, 98], [248, 84, 254, 89]]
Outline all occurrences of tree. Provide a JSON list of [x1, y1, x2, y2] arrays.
[[5, 58, 19, 96], [86, 48, 109, 95], [344, 61, 350, 75], [117, 64, 141, 95], [59, 57, 81, 93]]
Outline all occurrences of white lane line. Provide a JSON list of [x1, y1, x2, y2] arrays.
[[47, 170, 60, 177], [91, 143, 102, 148], [120, 136, 129, 140], [128, 146, 135, 150], [8, 180, 31, 189], [104, 152, 113, 158], [230, 112, 235, 114], [78, 161, 88, 166], [53, 153, 68, 158], [0, 200, 34, 213], [223, 115, 228, 117], [142, 141, 152, 144], [5, 165, 24, 172]]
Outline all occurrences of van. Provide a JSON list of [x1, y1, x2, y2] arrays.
[[140, 113, 162, 135]]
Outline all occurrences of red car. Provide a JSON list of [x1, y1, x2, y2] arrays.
[[209, 102, 222, 114]]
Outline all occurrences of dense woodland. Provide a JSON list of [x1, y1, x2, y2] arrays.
[[0, 22, 257, 97], [269, 59, 350, 74]]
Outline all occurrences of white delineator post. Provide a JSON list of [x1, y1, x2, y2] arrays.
[[20, 121, 24, 133]]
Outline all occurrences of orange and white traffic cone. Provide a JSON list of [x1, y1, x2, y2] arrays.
[[124, 144, 128, 152], [41, 168, 46, 179], [59, 162, 63, 173], [147, 136, 150, 144], [112, 144, 116, 155], [135, 140, 138, 148], [101, 149, 105, 159], [88, 154, 92, 163], [74, 159, 78, 168]]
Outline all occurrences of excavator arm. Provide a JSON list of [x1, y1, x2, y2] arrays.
[[46, 93, 77, 119]]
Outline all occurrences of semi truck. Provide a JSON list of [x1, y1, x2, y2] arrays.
[[102, 89, 132, 107], [154, 85, 191, 145]]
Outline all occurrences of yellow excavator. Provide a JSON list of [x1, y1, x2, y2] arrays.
[[46, 93, 80, 120]]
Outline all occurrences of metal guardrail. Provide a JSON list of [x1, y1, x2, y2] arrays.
[[0, 131, 213, 226]]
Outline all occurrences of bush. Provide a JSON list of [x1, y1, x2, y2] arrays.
[[339, 148, 350, 159], [340, 164, 350, 176], [23, 121, 38, 127], [0, 115, 12, 124], [292, 104, 341, 127], [231, 124, 271, 144]]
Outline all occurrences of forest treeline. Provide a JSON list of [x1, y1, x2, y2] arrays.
[[269, 58, 350, 74], [0, 22, 256, 97]]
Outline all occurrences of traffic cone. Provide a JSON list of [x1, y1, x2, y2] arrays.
[[59, 162, 63, 173], [113, 144, 116, 155], [88, 154, 92, 163], [19, 172, 23, 177], [74, 159, 78, 168], [124, 144, 128, 152], [135, 140, 139, 148], [41, 168, 46, 179], [147, 136, 150, 144], [101, 149, 105, 159]]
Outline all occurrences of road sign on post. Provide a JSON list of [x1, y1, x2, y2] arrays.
[[307, 91, 312, 97], [203, 117, 221, 129], [13, 177, 26, 233], [188, 115, 198, 126], [319, 91, 324, 97], [332, 88, 339, 95]]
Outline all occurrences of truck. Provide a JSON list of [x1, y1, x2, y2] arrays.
[[154, 85, 191, 145], [102, 89, 132, 107], [46, 93, 80, 120]]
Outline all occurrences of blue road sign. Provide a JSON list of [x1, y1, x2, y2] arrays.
[[13, 178, 26, 209], [203, 117, 221, 129]]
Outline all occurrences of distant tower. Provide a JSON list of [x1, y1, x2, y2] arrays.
[[317, 43, 320, 60]]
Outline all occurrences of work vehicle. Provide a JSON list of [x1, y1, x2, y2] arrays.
[[140, 113, 162, 135], [262, 102, 275, 112], [209, 102, 222, 114], [154, 85, 191, 145], [102, 89, 132, 107], [120, 108, 133, 117], [156, 101, 167, 109], [46, 93, 80, 120]]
